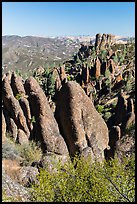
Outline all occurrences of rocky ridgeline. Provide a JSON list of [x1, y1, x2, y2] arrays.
[[63, 33, 135, 101]]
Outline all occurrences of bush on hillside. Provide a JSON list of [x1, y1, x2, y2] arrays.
[[31, 154, 135, 202]]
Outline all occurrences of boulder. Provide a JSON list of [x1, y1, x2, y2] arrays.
[[25, 76, 69, 157], [55, 81, 109, 161]]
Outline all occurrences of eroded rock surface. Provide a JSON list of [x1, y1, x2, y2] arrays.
[[55, 81, 109, 161], [25, 76, 69, 157]]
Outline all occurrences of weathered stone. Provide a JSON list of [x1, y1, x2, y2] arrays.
[[107, 59, 115, 75], [17, 129, 29, 144], [115, 91, 127, 126], [55, 81, 109, 162], [2, 166, 30, 202], [9, 118, 18, 141], [95, 33, 102, 49], [60, 65, 67, 83], [11, 72, 33, 132], [123, 98, 135, 129], [100, 33, 107, 49], [95, 57, 101, 79], [2, 76, 30, 139], [125, 112, 135, 129], [105, 126, 121, 159], [25, 76, 69, 157], [18, 166, 39, 187], [11, 72, 26, 95], [81, 65, 90, 83], [2, 111, 7, 143]]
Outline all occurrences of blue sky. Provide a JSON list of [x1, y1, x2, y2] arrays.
[[2, 2, 135, 37]]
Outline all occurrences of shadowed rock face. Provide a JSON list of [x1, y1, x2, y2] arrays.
[[2, 76, 30, 140], [11, 72, 33, 132], [55, 81, 109, 161], [25, 76, 69, 156]]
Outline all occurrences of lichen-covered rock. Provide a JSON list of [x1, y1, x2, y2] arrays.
[[55, 81, 109, 162], [25, 76, 69, 157]]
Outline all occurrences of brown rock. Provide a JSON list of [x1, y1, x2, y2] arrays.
[[100, 33, 107, 49], [9, 118, 18, 141], [18, 166, 39, 187], [60, 65, 67, 83], [11, 72, 33, 132], [95, 57, 101, 79], [55, 81, 109, 161], [115, 91, 127, 126], [2, 111, 7, 143], [25, 76, 69, 157], [11, 72, 26, 95], [107, 59, 115, 75], [81, 65, 90, 84], [95, 33, 102, 49], [105, 126, 121, 159], [17, 129, 29, 144], [2, 76, 30, 140]]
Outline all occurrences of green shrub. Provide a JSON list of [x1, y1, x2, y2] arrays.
[[2, 135, 42, 166], [31, 154, 135, 202], [96, 104, 104, 114], [17, 140, 42, 166]]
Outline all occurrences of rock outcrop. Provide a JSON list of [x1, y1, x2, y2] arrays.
[[2, 75, 30, 143], [25, 76, 69, 158], [2, 111, 7, 143], [11, 72, 33, 132], [55, 81, 109, 162]]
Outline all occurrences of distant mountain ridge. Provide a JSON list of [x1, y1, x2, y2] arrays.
[[2, 34, 133, 74]]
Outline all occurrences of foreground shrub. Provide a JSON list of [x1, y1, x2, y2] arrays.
[[31, 154, 135, 202], [2, 135, 42, 166]]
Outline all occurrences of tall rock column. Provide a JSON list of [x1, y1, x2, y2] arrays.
[[25, 76, 69, 159], [55, 81, 109, 162]]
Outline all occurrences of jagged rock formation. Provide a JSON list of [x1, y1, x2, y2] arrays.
[[24, 76, 69, 158], [2, 75, 30, 143], [114, 91, 135, 132], [55, 81, 109, 162], [11, 72, 33, 132]]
